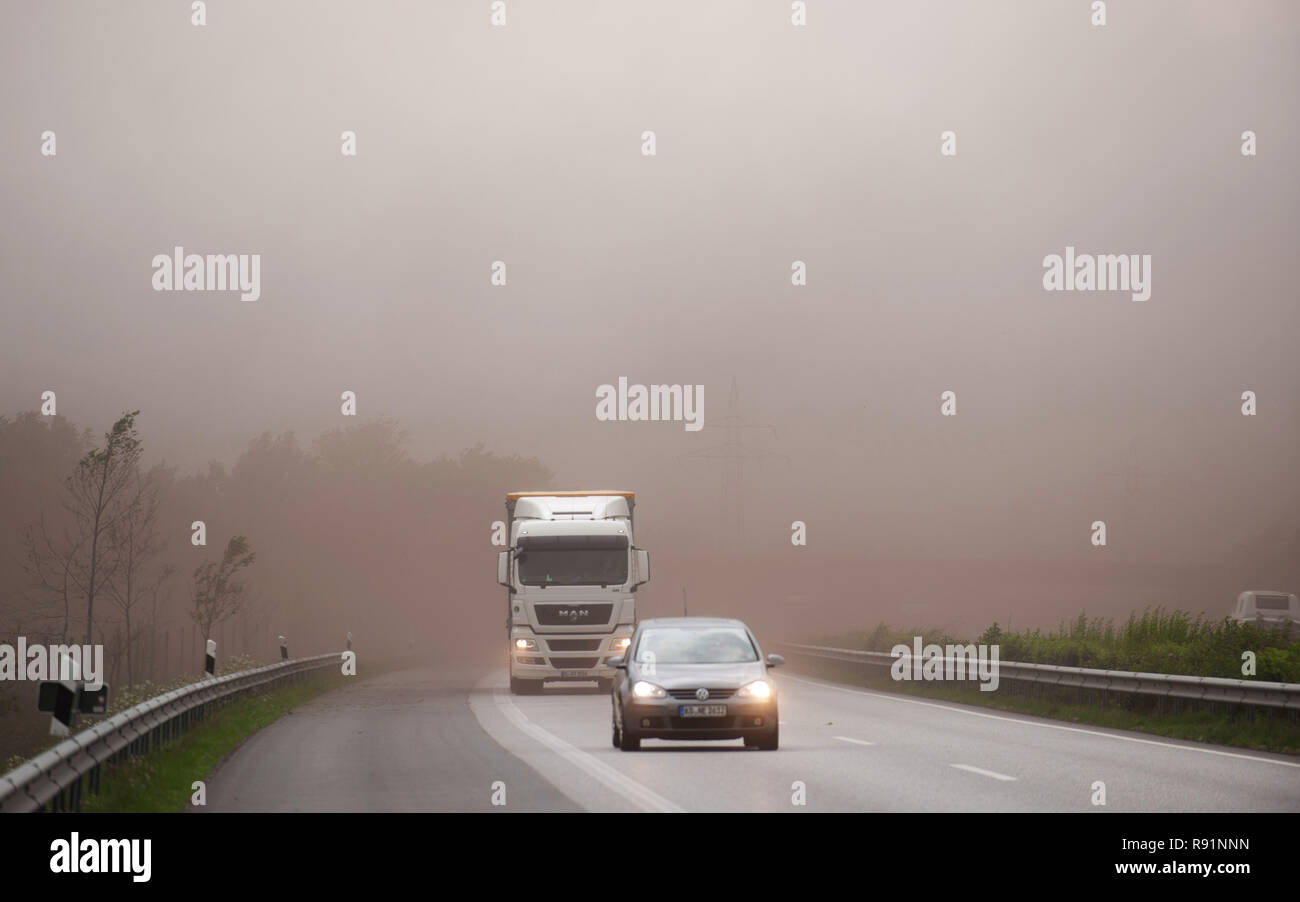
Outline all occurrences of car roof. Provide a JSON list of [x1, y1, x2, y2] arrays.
[[638, 617, 749, 629]]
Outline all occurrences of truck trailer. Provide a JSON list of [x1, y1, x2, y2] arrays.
[[498, 491, 650, 694]]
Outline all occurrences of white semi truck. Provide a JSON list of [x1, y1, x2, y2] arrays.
[[498, 491, 649, 694]]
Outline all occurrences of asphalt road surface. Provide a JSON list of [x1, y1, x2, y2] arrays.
[[195, 667, 1300, 812]]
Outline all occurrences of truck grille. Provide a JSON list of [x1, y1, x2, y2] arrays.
[[534, 603, 613, 626], [549, 657, 600, 669], [547, 639, 602, 651], [667, 688, 736, 700]]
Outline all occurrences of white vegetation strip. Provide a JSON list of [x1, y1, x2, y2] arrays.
[[833, 736, 876, 747], [492, 690, 685, 814], [951, 763, 1017, 782], [782, 673, 1300, 769]]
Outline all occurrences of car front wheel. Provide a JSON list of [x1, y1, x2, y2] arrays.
[[618, 714, 641, 751]]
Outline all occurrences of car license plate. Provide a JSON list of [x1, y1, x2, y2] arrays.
[[561, 670, 589, 679], [679, 704, 728, 717]]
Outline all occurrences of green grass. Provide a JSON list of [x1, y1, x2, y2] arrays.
[[794, 657, 1300, 755], [82, 673, 343, 813], [823, 607, 1300, 681], [806, 609, 1300, 755]]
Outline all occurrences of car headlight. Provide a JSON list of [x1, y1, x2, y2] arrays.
[[514, 638, 537, 651], [632, 681, 667, 698], [737, 679, 772, 699]]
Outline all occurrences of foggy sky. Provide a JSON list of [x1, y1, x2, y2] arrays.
[[2, 1, 1297, 636]]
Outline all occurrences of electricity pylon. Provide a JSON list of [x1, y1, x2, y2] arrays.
[[682, 378, 789, 552]]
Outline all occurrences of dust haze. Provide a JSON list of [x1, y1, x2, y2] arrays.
[[1, 0, 1297, 711]]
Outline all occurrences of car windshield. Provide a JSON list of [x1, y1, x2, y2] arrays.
[[634, 627, 758, 664], [517, 549, 628, 586]]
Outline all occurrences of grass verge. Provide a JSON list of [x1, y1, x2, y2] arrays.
[[82, 672, 344, 813], [791, 657, 1300, 756]]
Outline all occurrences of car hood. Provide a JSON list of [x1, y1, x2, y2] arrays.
[[629, 661, 768, 690]]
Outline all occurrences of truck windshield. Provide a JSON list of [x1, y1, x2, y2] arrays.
[[517, 549, 628, 587]]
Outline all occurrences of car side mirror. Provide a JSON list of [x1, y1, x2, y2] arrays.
[[608, 656, 626, 669], [766, 654, 784, 668]]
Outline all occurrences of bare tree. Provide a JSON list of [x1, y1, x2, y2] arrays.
[[143, 562, 174, 681], [190, 536, 256, 652], [105, 465, 165, 689], [63, 411, 143, 644], [21, 512, 85, 643]]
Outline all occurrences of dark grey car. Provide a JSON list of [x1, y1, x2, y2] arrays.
[[608, 617, 784, 751]]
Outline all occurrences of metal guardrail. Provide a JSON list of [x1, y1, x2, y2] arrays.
[[776, 643, 1300, 710], [0, 652, 343, 813]]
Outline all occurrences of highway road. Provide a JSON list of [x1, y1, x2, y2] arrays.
[[195, 667, 1300, 813]]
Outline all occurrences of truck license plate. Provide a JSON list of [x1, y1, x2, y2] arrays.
[[679, 704, 728, 717], [561, 670, 590, 679]]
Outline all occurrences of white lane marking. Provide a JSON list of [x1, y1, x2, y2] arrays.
[[833, 736, 875, 747], [492, 690, 685, 814], [951, 763, 1017, 781], [780, 673, 1300, 769]]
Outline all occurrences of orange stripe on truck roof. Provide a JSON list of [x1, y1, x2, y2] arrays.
[[506, 491, 634, 500]]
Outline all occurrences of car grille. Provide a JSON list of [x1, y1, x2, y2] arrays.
[[546, 639, 602, 651], [667, 688, 736, 700], [534, 603, 614, 626], [549, 657, 600, 669]]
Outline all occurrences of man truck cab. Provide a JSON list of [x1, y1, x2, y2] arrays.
[[498, 492, 649, 694]]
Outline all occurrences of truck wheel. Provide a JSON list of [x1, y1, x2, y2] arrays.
[[510, 677, 541, 695]]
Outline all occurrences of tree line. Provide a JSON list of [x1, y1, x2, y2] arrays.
[[0, 411, 553, 697]]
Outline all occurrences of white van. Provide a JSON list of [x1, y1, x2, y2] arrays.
[[1231, 590, 1300, 633]]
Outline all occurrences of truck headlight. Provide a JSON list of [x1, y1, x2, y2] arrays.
[[737, 679, 772, 699], [632, 681, 666, 699], [614, 637, 631, 649], [514, 639, 537, 651]]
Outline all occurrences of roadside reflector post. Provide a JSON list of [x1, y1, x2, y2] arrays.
[[43, 649, 80, 736], [205, 639, 216, 677], [279, 635, 288, 661], [346, 631, 353, 651], [41, 679, 78, 737], [38, 650, 110, 735]]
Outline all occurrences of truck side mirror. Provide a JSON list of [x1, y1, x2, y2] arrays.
[[497, 550, 510, 588], [634, 549, 650, 587]]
